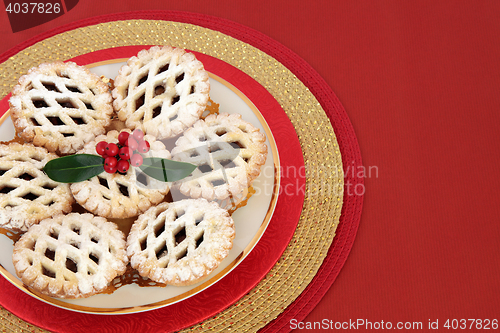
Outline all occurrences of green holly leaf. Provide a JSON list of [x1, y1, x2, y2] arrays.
[[43, 154, 105, 183], [139, 157, 196, 182]]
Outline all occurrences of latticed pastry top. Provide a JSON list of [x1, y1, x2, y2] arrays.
[[127, 198, 235, 286], [9, 61, 114, 155], [112, 46, 210, 139], [171, 113, 268, 203], [70, 130, 171, 219], [0, 143, 74, 232], [12, 213, 128, 299]]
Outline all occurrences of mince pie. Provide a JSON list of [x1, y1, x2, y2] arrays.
[[170, 113, 267, 208], [9, 61, 114, 155], [70, 130, 171, 219], [112, 46, 210, 139], [0, 143, 74, 231], [12, 213, 128, 299], [126, 198, 235, 286]]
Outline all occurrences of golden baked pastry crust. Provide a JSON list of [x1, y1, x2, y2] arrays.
[[171, 113, 267, 204], [9, 61, 114, 155], [70, 130, 170, 219], [126, 199, 235, 286], [0, 142, 74, 232], [12, 213, 128, 299], [112, 46, 210, 139]]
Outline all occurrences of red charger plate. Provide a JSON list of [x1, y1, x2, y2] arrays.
[[0, 45, 305, 331], [0, 11, 363, 333]]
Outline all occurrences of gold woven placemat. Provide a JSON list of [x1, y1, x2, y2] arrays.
[[0, 20, 343, 332]]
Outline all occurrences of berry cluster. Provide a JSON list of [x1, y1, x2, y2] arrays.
[[96, 129, 150, 174]]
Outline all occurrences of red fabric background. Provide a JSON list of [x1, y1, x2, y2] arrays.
[[1, 1, 500, 332]]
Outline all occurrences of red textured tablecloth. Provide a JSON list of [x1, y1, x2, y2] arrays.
[[1, 1, 500, 332]]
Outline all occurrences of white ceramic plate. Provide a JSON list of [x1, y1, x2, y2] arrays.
[[0, 60, 279, 314]]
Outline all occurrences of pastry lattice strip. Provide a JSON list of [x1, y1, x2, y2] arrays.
[[136, 204, 207, 268], [0, 160, 63, 207], [9, 62, 113, 154], [122, 54, 196, 122], [113, 46, 210, 139], [127, 199, 235, 286], [89, 172, 162, 206], [171, 113, 267, 202], [12, 213, 128, 298], [26, 222, 105, 281], [0, 143, 73, 231], [25, 80, 103, 138]]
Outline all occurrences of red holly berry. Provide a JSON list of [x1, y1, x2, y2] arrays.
[[118, 131, 130, 146], [96, 141, 108, 156], [138, 140, 150, 153], [117, 159, 130, 173], [104, 156, 118, 169], [119, 146, 133, 160], [133, 129, 144, 141], [104, 165, 117, 174], [127, 137, 138, 151], [105, 143, 119, 157], [130, 154, 143, 167]]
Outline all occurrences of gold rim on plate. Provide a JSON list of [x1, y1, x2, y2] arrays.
[[0, 20, 344, 332]]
